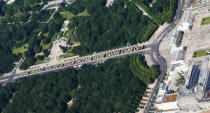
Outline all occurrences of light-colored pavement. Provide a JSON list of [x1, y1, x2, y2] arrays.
[[182, 12, 210, 60], [49, 37, 67, 64], [135, 4, 152, 19]]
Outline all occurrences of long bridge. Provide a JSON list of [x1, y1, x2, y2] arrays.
[[0, 43, 150, 85]]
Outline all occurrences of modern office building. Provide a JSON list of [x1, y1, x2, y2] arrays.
[[177, 60, 210, 112]]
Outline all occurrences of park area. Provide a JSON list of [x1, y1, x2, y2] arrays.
[[201, 17, 210, 25]]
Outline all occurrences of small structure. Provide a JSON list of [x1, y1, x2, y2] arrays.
[[4, 0, 15, 4], [175, 31, 184, 47], [156, 83, 167, 103], [155, 93, 180, 113], [178, 10, 193, 31], [61, 20, 70, 32], [106, 0, 115, 7], [170, 30, 184, 47], [171, 47, 185, 64]]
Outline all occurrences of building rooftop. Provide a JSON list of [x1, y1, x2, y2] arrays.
[[163, 94, 177, 102], [175, 31, 184, 47], [187, 65, 200, 89], [156, 94, 178, 104], [202, 110, 210, 113], [171, 49, 185, 63]]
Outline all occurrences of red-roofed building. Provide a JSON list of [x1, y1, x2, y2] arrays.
[[155, 94, 180, 113]]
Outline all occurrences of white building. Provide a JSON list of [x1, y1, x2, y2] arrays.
[[4, 0, 15, 4], [171, 47, 185, 64], [106, 0, 115, 7], [156, 83, 167, 103], [168, 62, 188, 92], [61, 20, 70, 31]]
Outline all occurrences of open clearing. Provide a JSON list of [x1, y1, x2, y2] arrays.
[[12, 43, 28, 55], [60, 10, 89, 20], [44, 57, 51, 62]]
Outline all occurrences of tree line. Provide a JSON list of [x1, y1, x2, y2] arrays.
[[132, 0, 178, 24]]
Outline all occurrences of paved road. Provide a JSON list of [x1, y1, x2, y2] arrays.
[[143, 0, 184, 112], [0, 58, 24, 85]]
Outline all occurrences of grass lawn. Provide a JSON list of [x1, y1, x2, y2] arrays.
[[35, 58, 43, 64], [77, 10, 90, 16], [59, 52, 76, 59], [63, 29, 73, 40], [42, 43, 52, 50], [59, 54, 65, 59], [193, 49, 210, 57], [64, 29, 73, 39], [201, 17, 210, 25], [60, 10, 90, 20], [44, 57, 51, 62], [60, 11, 75, 20], [66, 52, 76, 58], [12, 43, 28, 55]]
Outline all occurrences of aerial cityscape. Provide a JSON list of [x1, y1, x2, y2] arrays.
[[0, 0, 210, 113]]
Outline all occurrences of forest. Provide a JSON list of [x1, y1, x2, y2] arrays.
[[0, 0, 64, 72], [0, 55, 159, 113], [132, 0, 178, 24], [67, 0, 159, 55], [0, 0, 177, 73]]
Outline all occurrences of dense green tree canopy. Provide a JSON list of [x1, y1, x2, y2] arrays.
[[66, 0, 158, 55], [132, 0, 177, 24], [0, 0, 64, 72], [0, 55, 159, 113], [0, 0, 176, 73]]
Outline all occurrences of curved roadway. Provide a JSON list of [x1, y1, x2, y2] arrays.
[[143, 0, 184, 112]]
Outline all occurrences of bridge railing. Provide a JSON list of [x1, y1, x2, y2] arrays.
[[16, 44, 146, 77]]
